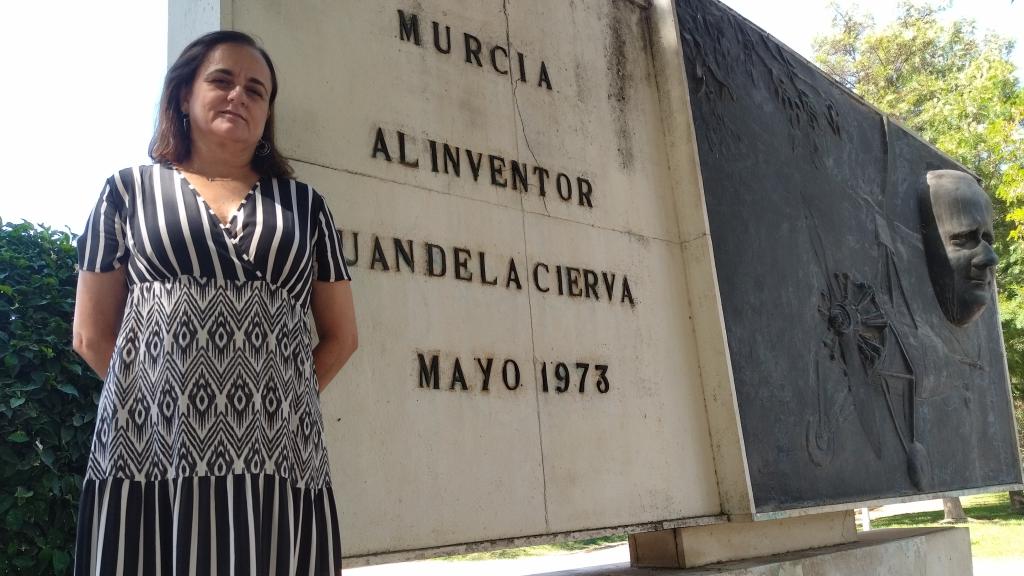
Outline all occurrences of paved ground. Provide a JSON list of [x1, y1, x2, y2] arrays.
[[345, 541, 1024, 575], [868, 498, 944, 521], [972, 557, 1024, 576]]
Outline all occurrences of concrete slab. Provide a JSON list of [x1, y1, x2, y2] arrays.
[[347, 528, 978, 575], [529, 528, 971, 575]]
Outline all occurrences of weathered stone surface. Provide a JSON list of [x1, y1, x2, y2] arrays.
[[211, 0, 725, 556]]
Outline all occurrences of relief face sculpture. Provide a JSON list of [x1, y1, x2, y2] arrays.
[[922, 170, 999, 326]]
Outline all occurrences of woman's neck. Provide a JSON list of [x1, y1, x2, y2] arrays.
[[185, 139, 257, 180]]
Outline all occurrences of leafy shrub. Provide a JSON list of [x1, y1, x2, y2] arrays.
[[0, 220, 101, 574]]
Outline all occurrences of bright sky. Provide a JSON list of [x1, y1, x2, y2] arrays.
[[1, 0, 1021, 232], [1, 1, 167, 233]]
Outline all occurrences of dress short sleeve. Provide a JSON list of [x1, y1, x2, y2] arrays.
[[77, 176, 129, 272], [311, 190, 351, 282]]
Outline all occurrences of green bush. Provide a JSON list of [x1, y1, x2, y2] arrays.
[[0, 220, 102, 574]]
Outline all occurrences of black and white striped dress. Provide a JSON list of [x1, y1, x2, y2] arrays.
[[74, 163, 351, 575]]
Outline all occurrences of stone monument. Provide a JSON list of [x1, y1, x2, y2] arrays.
[[168, 0, 1022, 572]]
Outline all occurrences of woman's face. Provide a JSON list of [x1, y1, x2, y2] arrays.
[[182, 43, 273, 152]]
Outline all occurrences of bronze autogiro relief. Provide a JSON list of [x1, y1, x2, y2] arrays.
[[679, 0, 1020, 511]]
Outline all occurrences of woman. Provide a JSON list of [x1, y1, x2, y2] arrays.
[[72, 30, 357, 574]]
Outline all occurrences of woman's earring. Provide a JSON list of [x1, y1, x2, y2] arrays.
[[182, 114, 190, 133], [256, 139, 271, 157]]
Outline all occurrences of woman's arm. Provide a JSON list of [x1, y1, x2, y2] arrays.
[[310, 279, 358, 392], [72, 269, 128, 380]]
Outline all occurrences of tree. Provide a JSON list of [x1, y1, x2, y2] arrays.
[[942, 497, 968, 523], [814, 1, 1024, 518]]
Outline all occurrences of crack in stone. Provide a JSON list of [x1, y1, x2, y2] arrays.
[[503, 0, 548, 216], [503, 0, 550, 533]]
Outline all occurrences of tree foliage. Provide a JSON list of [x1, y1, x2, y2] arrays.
[[0, 220, 102, 574], [814, 1, 1024, 395]]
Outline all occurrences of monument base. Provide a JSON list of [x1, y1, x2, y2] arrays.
[[629, 510, 857, 568], [555, 527, 971, 575]]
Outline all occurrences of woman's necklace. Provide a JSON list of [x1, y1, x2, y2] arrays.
[[177, 164, 248, 183]]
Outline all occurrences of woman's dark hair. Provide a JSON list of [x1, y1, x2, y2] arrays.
[[149, 30, 292, 177]]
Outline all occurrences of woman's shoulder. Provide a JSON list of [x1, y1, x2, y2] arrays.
[[264, 175, 327, 202], [97, 164, 174, 212], [104, 163, 168, 192], [106, 162, 165, 178]]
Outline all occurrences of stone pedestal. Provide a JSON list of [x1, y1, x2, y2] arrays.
[[629, 511, 856, 568], [579, 527, 971, 575]]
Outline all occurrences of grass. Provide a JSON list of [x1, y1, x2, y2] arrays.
[[436, 534, 627, 561], [870, 493, 1024, 558]]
